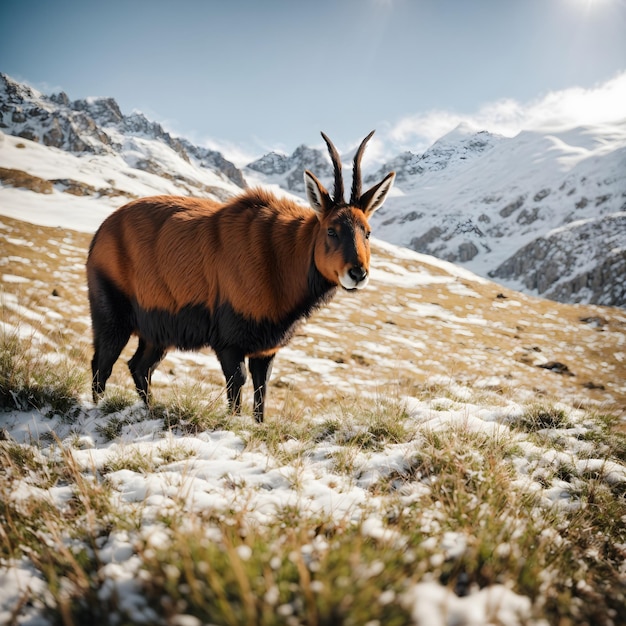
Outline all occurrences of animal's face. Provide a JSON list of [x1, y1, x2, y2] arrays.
[[314, 206, 372, 290], [303, 131, 395, 290]]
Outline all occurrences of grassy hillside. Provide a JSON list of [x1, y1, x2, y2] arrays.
[[1, 215, 625, 625]]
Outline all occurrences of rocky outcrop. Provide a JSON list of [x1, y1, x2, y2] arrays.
[[548, 252, 626, 306], [72, 97, 124, 126], [182, 139, 247, 188]]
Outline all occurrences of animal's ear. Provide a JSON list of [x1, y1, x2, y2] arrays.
[[304, 170, 331, 218], [359, 171, 395, 218]]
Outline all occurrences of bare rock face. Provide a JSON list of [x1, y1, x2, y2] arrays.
[[458, 242, 479, 262], [489, 213, 626, 307], [410, 226, 444, 252], [72, 97, 124, 126]]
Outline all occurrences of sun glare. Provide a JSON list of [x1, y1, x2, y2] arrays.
[[568, 0, 612, 8]]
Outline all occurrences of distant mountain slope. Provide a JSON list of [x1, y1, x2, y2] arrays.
[[365, 123, 626, 306], [490, 212, 626, 305]]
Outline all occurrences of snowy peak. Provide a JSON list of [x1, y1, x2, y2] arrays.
[[1, 73, 112, 154], [421, 127, 501, 170], [247, 151, 291, 176], [246, 143, 333, 193], [0, 72, 39, 106], [0, 72, 245, 189], [367, 151, 423, 184], [72, 96, 124, 127], [366, 127, 502, 186]]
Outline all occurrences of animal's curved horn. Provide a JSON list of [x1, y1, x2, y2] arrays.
[[321, 132, 344, 203], [350, 130, 375, 204]]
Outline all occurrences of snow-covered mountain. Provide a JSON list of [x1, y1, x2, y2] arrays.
[[367, 123, 626, 307], [246, 144, 333, 194], [1, 73, 625, 306], [0, 73, 246, 200]]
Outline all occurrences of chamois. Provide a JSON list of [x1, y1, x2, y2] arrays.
[[87, 131, 395, 421]]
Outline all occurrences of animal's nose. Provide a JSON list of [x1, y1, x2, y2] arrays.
[[348, 265, 367, 283]]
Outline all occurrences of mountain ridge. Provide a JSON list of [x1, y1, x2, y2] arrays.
[[0, 73, 246, 190], [1, 73, 625, 306]]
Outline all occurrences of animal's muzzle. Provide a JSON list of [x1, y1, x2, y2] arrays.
[[339, 265, 369, 290], [349, 265, 368, 284]]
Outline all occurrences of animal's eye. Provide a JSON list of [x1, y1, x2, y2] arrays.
[[327, 228, 338, 238]]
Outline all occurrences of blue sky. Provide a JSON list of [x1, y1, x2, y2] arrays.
[[1, 0, 625, 163]]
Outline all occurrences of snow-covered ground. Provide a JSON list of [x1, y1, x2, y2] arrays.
[[4, 387, 622, 625], [0, 130, 242, 232]]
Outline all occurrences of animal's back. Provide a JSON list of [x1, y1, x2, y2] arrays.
[[87, 191, 318, 323]]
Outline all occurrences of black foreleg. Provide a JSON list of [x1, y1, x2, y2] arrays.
[[217, 348, 247, 414], [249, 354, 275, 423]]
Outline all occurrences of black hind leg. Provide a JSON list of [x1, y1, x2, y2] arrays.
[[89, 270, 134, 403], [128, 338, 166, 403], [92, 332, 132, 402]]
